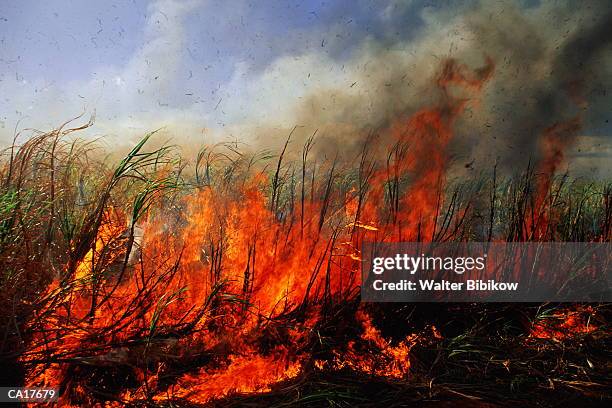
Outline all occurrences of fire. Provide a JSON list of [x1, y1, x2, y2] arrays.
[[361, 57, 494, 241], [530, 306, 597, 341], [528, 118, 582, 239], [14, 51, 604, 406], [316, 310, 416, 379], [20, 56, 496, 405], [74, 208, 126, 281], [152, 352, 302, 404]]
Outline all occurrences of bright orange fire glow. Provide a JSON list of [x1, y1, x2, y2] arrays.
[[74, 208, 126, 281], [316, 310, 417, 379], [361, 57, 494, 241], [530, 306, 597, 340], [152, 351, 302, 404], [22, 57, 496, 405]]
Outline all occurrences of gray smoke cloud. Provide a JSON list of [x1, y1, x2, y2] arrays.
[[458, 0, 612, 175], [245, 0, 612, 177]]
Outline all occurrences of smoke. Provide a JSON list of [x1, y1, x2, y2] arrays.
[[2, 0, 610, 176], [233, 0, 611, 176], [460, 0, 612, 175]]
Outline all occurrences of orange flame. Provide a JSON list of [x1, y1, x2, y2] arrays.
[[22, 57, 495, 405], [317, 310, 416, 379], [530, 306, 597, 341]]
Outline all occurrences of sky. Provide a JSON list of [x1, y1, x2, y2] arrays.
[[0, 0, 431, 136], [0, 0, 610, 176]]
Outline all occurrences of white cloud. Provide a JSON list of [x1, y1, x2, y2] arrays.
[[0, 0, 202, 145]]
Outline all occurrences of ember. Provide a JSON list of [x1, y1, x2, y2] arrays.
[[530, 306, 597, 341]]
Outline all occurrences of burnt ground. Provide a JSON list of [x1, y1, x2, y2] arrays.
[[137, 303, 611, 408]]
